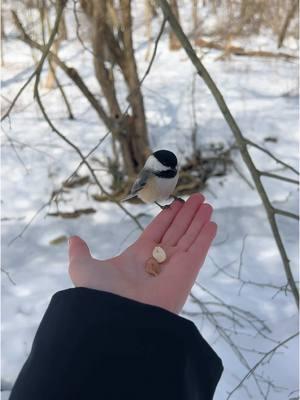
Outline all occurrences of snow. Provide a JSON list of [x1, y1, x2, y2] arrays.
[[1, 3, 299, 399]]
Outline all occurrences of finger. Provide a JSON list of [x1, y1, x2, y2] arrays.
[[68, 236, 91, 263], [142, 199, 185, 242], [161, 222, 217, 290], [188, 221, 217, 261], [177, 203, 213, 250], [161, 193, 205, 246]]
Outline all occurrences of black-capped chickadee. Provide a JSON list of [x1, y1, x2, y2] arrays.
[[123, 150, 180, 209]]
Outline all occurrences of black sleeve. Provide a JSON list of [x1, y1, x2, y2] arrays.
[[10, 288, 223, 400]]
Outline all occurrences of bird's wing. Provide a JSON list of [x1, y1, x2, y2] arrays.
[[122, 169, 151, 201], [131, 169, 151, 194]]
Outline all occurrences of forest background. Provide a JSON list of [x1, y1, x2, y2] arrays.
[[1, 1, 299, 399]]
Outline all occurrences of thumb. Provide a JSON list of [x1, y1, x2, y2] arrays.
[[68, 236, 91, 263]]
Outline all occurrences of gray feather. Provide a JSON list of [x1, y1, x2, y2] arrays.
[[122, 169, 151, 201]]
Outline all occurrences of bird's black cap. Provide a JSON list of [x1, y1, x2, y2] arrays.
[[153, 150, 177, 169]]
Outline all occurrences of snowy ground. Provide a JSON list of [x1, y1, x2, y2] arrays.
[[1, 4, 299, 400]]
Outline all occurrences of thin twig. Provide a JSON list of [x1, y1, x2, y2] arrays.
[[246, 138, 299, 176], [1, 267, 16, 285], [227, 331, 299, 399], [190, 289, 267, 397], [2, 129, 29, 173], [49, 60, 75, 119], [232, 160, 255, 189], [1, 69, 36, 121], [7, 130, 111, 246], [128, 17, 167, 101], [195, 282, 273, 336], [39, 5, 74, 120], [210, 254, 292, 296], [33, 0, 67, 101], [260, 171, 299, 185], [237, 235, 248, 279], [8, 202, 51, 246], [10, 10, 112, 129], [1, 1, 67, 122], [1, 136, 56, 159], [72, 0, 94, 55]]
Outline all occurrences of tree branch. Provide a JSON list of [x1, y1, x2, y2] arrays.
[[1, 267, 17, 285], [49, 59, 75, 119], [195, 37, 297, 60], [1, 69, 36, 121], [33, 46, 143, 230], [9, 10, 112, 130], [274, 208, 299, 220], [33, 0, 67, 91], [6, 2, 144, 236], [157, 0, 299, 308], [127, 18, 167, 102], [260, 171, 299, 185], [8, 202, 51, 246], [245, 138, 299, 176], [190, 288, 267, 397], [227, 331, 299, 399]]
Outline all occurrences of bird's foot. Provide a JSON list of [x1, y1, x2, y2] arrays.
[[171, 195, 185, 203], [155, 201, 171, 210]]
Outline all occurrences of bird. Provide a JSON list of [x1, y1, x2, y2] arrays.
[[123, 149, 181, 209]]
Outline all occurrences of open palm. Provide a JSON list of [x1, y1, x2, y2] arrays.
[[69, 194, 217, 314]]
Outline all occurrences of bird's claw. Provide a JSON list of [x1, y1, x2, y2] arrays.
[[155, 201, 171, 210], [171, 195, 185, 203]]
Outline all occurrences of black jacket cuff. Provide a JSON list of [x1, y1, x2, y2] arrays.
[[10, 287, 223, 400]]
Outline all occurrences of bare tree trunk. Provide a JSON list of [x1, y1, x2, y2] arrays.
[[59, 12, 68, 40], [211, 0, 219, 15], [169, 0, 181, 50], [277, 0, 298, 48], [91, 2, 122, 116], [119, 0, 150, 170], [192, 0, 198, 35], [80, 0, 150, 178]]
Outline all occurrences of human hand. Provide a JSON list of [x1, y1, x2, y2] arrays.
[[68, 193, 217, 314]]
